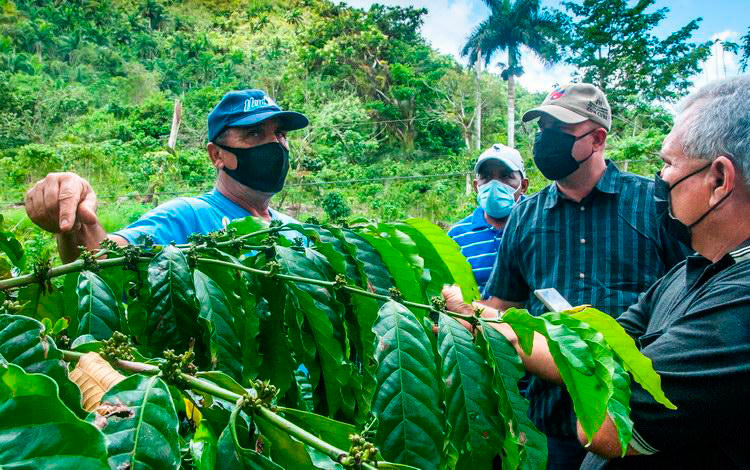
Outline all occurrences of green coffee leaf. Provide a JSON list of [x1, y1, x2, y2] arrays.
[[16, 283, 66, 323], [593, 340, 633, 457], [297, 224, 381, 419], [0, 360, 109, 469], [326, 226, 390, 415], [186, 371, 247, 431], [402, 218, 480, 302], [194, 269, 243, 381], [478, 321, 547, 470], [330, 227, 394, 296], [287, 224, 352, 279], [0, 314, 83, 415], [502, 309, 608, 442], [276, 246, 353, 418], [373, 224, 430, 295], [255, 412, 343, 469], [190, 421, 219, 470], [355, 230, 426, 306], [371, 300, 444, 470], [51, 317, 69, 335], [569, 307, 676, 410], [548, 312, 634, 456], [199, 250, 262, 382], [143, 244, 200, 351], [0, 215, 23, 268], [256, 277, 296, 397], [196, 370, 248, 395], [437, 314, 504, 465], [278, 407, 357, 451], [216, 406, 282, 470], [97, 374, 180, 470], [389, 220, 461, 298], [76, 270, 121, 340], [236, 268, 262, 382], [227, 215, 269, 236]]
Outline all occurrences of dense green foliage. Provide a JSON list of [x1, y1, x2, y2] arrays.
[[0, 216, 674, 469], [0, 0, 702, 236], [560, 0, 712, 109], [0, 1, 737, 467]]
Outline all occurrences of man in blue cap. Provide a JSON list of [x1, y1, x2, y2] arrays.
[[448, 143, 528, 295], [24, 90, 308, 262]]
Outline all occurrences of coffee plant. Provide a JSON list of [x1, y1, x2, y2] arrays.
[[0, 216, 674, 469]]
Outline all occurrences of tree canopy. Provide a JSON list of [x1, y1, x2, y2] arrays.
[[0, 0, 733, 229], [560, 0, 713, 111]]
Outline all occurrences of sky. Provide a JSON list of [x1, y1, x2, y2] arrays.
[[341, 0, 748, 93]]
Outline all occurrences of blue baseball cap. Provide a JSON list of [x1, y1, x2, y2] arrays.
[[207, 89, 309, 142]]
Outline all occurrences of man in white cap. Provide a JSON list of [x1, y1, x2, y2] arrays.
[[475, 83, 690, 469], [448, 144, 528, 294]]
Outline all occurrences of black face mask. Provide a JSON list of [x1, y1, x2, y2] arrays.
[[532, 128, 597, 180], [654, 163, 732, 247], [216, 142, 290, 193]]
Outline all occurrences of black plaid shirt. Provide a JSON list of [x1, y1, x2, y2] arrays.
[[485, 161, 691, 437]]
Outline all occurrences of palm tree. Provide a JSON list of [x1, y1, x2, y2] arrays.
[[462, 0, 562, 147], [285, 8, 303, 28]]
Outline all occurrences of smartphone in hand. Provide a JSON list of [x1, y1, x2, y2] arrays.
[[534, 288, 573, 312]]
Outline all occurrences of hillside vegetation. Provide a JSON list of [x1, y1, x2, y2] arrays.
[[0, 0, 711, 256]]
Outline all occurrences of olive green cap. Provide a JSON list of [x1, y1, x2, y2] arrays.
[[522, 83, 611, 131]]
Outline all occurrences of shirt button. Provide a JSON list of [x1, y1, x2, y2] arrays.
[[580, 238, 586, 244], [580, 206, 585, 211], [579, 272, 585, 279]]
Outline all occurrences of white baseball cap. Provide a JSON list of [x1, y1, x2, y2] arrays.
[[474, 144, 526, 177]]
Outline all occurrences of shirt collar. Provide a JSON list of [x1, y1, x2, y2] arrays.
[[544, 160, 621, 210], [730, 243, 750, 264], [471, 206, 490, 230], [211, 188, 284, 220], [684, 241, 750, 288], [470, 206, 506, 234]]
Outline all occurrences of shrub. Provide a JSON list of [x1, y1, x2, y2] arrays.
[[321, 191, 351, 222]]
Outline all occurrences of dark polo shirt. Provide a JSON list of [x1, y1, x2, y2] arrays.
[[486, 161, 690, 437], [582, 244, 750, 469]]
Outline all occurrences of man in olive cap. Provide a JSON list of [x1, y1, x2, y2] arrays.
[[447, 75, 750, 470], [478, 83, 690, 469], [25, 89, 307, 262]]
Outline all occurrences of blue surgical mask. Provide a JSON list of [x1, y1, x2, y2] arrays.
[[477, 180, 520, 219]]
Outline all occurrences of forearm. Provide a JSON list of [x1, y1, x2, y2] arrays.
[[56, 225, 125, 263], [475, 301, 563, 384], [478, 296, 523, 310], [577, 417, 640, 457]]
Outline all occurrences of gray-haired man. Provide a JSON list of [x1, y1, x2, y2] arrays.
[[447, 75, 750, 469]]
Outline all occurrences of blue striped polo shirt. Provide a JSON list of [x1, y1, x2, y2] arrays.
[[448, 207, 503, 295]]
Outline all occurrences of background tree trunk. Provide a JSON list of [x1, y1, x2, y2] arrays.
[[474, 47, 482, 150], [507, 73, 515, 147]]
